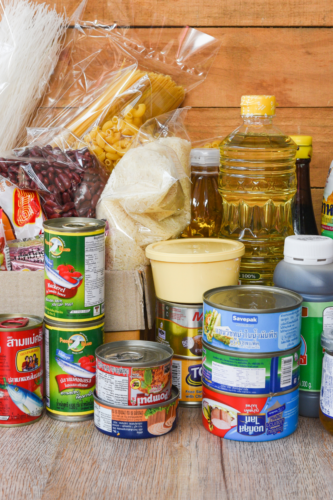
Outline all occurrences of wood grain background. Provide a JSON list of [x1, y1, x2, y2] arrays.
[[39, 0, 332, 230]]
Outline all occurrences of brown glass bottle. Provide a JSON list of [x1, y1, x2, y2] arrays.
[[181, 149, 222, 238], [290, 135, 318, 235]]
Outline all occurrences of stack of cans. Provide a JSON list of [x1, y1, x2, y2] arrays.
[[43, 218, 105, 422], [93, 341, 179, 439], [156, 298, 203, 407]]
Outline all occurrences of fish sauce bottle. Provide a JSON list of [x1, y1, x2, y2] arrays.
[[220, 96, 297, 285], [181, 148, 222, 238], [290, 135, 318, 235], [320, 329, 333, 434], [274, 235, 333, 417]]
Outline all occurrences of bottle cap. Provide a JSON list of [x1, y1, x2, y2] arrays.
[[240, 95, 275, 116], [191, 148, 220, 167], [284, 235, 333, 265], [321, 329, 333, 351], [289, 135, 312, 159]]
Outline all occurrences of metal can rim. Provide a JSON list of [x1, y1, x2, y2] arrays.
[[156, 297, 203, 308], [93, 386, 179, 410], [43, 217, 105, 233], [173, 354, 202, 361], [0, 314, 43, 332], [96, 340, 173, 367], [44, 317, 105, 330], [203, 285, 303, 314], [202, 340, 301, 359], [202, 380, 300, 398]]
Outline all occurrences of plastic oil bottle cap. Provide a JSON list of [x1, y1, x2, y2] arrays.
[[190, 148, 220, 167], [284, 235, 333, 265], [289, 135, 312, 159], [321, 329, 333, 351], [240, 95, 276, 116]]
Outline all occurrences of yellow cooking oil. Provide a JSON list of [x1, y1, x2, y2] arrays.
[[219, 96, 297, 286]]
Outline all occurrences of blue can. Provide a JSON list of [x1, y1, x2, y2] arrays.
[[203, 286, 302, 353], [202, 384, 299, 442], [93, 387, 179, 439]]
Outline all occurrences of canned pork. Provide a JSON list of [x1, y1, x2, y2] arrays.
[[96, 341, 173, 406], [202, 383, 299, 442], [202, 341, 301, 395], [94, 387, 179, 439], [156, 298, 203, 357], [171, 355, 202, 407], [44, 218, 105, 322], [45, 318, 104, 421], [0, 315, 43, 426], [203, 286, 302, 353]]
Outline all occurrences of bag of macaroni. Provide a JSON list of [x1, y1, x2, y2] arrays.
[[202, 383, 299, 442], [0, 315, 44, 427]]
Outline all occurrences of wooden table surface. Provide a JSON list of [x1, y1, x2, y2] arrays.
[[1, 409, 332, 500]]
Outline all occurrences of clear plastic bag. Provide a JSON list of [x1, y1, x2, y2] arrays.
[[96, 109, 192, 270]]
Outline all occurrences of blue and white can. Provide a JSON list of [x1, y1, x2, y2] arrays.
[[203, 286, 302, 354]]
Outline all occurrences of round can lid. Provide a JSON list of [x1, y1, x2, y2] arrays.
[[191, 148, 220, 166], [145, 238, 245, 263], [204, 285, 303, 313], [0, 314, 42, 331], [95, 340, 173, 367], [284, 235, 333, 265], [321, 330, 333, 351], [44, 217, 105, 233]]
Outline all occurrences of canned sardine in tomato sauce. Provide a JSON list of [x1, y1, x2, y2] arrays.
[[44, 218, 105, 323], [156, 298, 203, 357], [0, 315, 44, 426], [96, 341, 173, 406], [94, 387, 179, 439], [203, 286, 303, 353], [45, 318, 104, 421], [202, 341, 301, 395]]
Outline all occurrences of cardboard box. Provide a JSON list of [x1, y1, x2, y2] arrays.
[[0, 266, 156, 332]]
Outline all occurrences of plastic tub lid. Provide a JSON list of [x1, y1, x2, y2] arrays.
[[145, 238, 245, 263]]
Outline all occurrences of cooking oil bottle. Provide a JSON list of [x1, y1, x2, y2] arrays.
[[219, 95, 297, 285]]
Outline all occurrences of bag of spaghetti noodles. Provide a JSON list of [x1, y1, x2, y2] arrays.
[[28, 13, 221, 173], [96, 108, 192, 270]]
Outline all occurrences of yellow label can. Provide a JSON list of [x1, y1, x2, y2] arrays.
[[171, 356, 202, 407]]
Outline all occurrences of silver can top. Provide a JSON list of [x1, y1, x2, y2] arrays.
[[96, 340, 173, 367], [44, 217, 105, 233]]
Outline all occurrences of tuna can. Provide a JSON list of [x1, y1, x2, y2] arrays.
[[203, 285, 302, 353], [172, 355, 202, 407], [202, 383, 299, 442], [0, 314, 44, 427], [202, 341, 301, 395], [156, 298, 203, 357], [44, 318, 104, 422], [94, 386, 179, 439], [44, 218, 105, 323], [96, 341, 173, 406]]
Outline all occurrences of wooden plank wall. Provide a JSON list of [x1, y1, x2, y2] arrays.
[[46, 0, 333, 231]]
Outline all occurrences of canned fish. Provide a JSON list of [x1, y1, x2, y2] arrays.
[[203, 286, 302, 353], [96, 341, 173, 406], [202, 383, 299, 442], [44, 218, 105, 322], [156, 298, 203, 357], [202, 341, 301, 395], [94, 386, 179, 439], [45, 318, 104, 421], [171, 355, 202, 407], [0, 315, 43, 426]]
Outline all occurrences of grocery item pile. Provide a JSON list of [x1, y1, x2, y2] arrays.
[[0, 0, 333, 440]]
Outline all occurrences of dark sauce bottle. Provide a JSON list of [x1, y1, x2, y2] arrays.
[[290, 135, 318, 235]]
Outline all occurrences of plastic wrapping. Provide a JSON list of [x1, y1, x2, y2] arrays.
[[0, 209, 10, 271], [0, 129, 109, 220], [8, 235, 44, 271], [96, 109, 192, 270]]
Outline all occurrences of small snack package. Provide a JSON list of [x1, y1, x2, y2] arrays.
[[0, 209, 10, 271]]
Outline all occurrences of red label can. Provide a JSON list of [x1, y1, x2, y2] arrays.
[[0, 315, 44, 426]]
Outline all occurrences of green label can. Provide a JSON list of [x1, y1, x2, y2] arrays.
[[44, 218, 105, 322], [45, 318, 104, 421], [300, 301, 332, 392], [155, 298, 203, 357]]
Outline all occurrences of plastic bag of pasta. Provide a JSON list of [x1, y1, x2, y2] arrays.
[[96, 108, 192, 270]]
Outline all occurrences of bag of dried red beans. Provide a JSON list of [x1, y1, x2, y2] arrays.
[[0, 131, 109, 220]]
